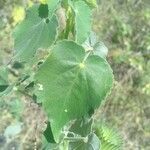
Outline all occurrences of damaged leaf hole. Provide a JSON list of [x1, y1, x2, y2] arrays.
[[46, 18, 50, 23], [38, 4, 49, 19]]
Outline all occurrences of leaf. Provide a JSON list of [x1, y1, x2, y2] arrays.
[[69, 133, 100, 150], [47, 0, 61, 17], [85, 0, 98, 8], [44, 122, 56, 143], [69, 118, 93, 137], [38, 3, 49, 18], [93, 42, 108, 59], [0, 85, 8, 92], [0, 67, 9, 93], [69, 0, 92, 44], [35, 40, 113, 141], [83, 31, 97, 48], [83, 32, 108, 59], [13, 4, 58, 62], [0, 85, 14, 97], [42, 135, 59, 150], [94, 123, 123, 150]]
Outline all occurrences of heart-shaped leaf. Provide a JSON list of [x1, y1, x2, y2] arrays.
[[35, 40, 113, 141]]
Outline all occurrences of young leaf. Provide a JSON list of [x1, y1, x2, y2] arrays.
[[13, 4, 58, 62], [69, 133, 100, 150], [69, 0, 92, 44], [69, 118, 93, 137], [35, 40, 113, 141], [83, 32, 108, 59]]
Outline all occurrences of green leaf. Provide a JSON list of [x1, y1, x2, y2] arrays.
[[47, 0, 61, 17], [42, 135, 59, 150], [69, 118, 93, 137], [38, 4, 49, 18], [0, 85, 8, 92], [85, 0, 98, 8], [69, 133, 100, 150], [0, 85, 14, 97], [35, 40, 113, 141], [83, 32, 108, 59], [13, 4, 58, 62], [83, 32, 97, 48], [0, 67, 9, 92], [44, 122, 56, 143], [94, 123, 123, 150], [69, 1, 92, 44], [93, 42, 108, 59]]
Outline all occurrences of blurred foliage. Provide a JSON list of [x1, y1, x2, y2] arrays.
[[12, 6, 25, 25], [94, 123, 123, 150], [0, 0, 150, 149], [93, 0, 150, 149]]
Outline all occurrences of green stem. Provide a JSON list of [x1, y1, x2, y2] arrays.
[[82, 50, 93, 63], [63, 7, 75, 39], [64, 136, 86, 141]]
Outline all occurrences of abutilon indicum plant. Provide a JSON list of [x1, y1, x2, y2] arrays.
[[0, 0, 122, 149]]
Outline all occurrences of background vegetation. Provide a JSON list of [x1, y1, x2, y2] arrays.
[[0, 0, 150, 149]]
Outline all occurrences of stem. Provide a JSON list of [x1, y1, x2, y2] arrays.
[[64, 17, 71, 39], [63, 6, 74, 39], [63, 140, 68, 150], [82, 50, 93, 63], [64, 136, 86, 141]]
